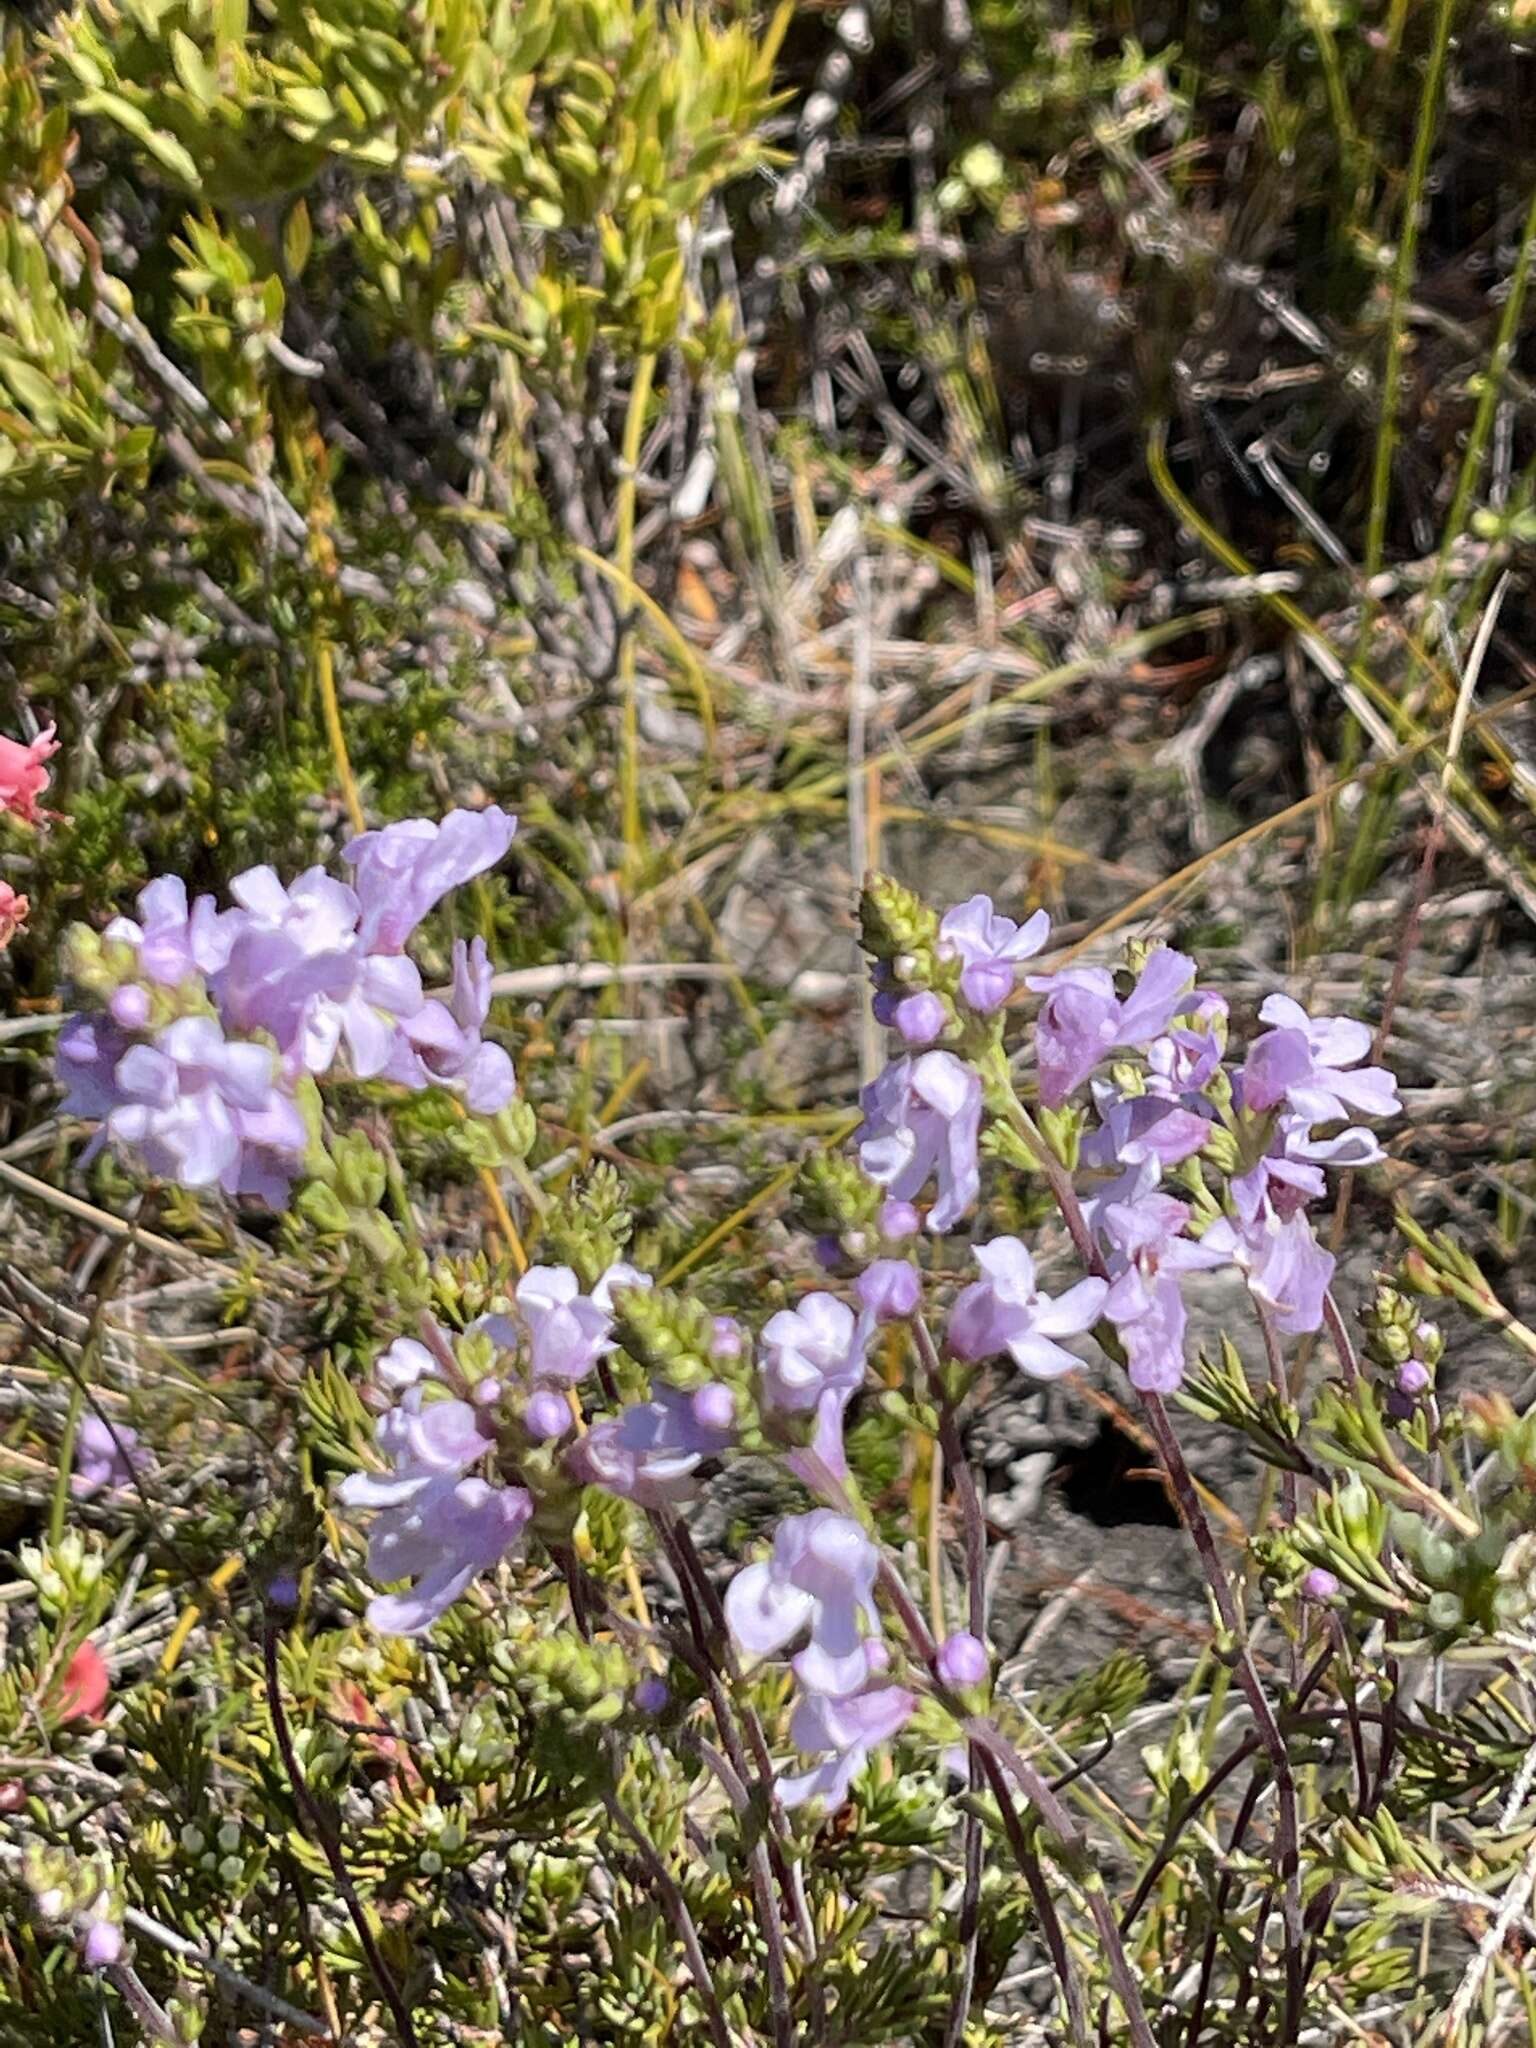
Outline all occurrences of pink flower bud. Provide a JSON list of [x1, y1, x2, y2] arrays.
[[935, 1631, 989, 1688], [473, 1378, 503, 1407], [880, 1199, 921, 1240], [1302, 1567, 1340, 1602]]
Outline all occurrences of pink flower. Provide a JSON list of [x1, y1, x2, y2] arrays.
[[0, 721, 58, 823], [56, 1641, 110, 1725], [0, 881, 28, 949]]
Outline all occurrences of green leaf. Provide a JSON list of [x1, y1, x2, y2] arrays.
[[169, 29, 218, 108], [77, 91, 201, 189], [0, 357, 61, 431], [283, 199, 313, 278]]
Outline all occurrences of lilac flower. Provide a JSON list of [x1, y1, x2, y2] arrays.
[[1081, 1090, 1212, 1174], [1241, 994, 1400, 1126], [938, 895, 1051, 1013], [215, 864, 418, 1079], [356, 1477, 532, 1635], [776, 1678, 916, 1810], [857, 1051, 982, 1233], [343, 806, 517, 956], [62, 1014, 308, 1205], [692, 1382, 737, 1430], [339, 1387, 527, 1635], [348, 1388, 493, 1500], [1201, 1209, 1334, 1336], [1397, 1358, 1432, 1398], [104, 875, 238, 986], [1093, 1180, 1228, 1393], [71, 1414, 152, 1499], [591, 1261, 653, 1315], [57, 1016, 137, 1123], [505, 1266, 618, 1385], [382, 938, 516, 1113], [1231, 1115, 1386, 1225], [566, 1382, 734, 1507], [374, 1335, 444, 1392], [759, 1292, 869, 1479], [856, 1260, 920, 1323], [109, 985, 151, 1031], [1028, 949, 1200, 1108], [946, 1237, 1107, 1378], [725, 1510, 882, 1697]]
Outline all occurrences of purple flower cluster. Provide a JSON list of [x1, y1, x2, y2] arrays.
[[328, 876, 1404, 1836], [346, 1262, 747, 1633], [851, 893, 1399, 1393], [338, 1377, 531, 1637], [57, 809, 516, 1204]]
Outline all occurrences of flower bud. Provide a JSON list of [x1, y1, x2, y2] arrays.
[[632, 1674, 670, 1715], [1302, 1567, 1340, 1603], [893, 992, 945, 1046], [109, 984, 151, 1031], [856, 1259, 920, 1322], [935, 1631, 989, 1688], [711, 1316, 744, 1361], [691, 1382, 736, 1432], [1396, 1359, 1431, 1399], [880, 1199, 921, 1240], [524, 1390, 573, 1442], [82, 1918, 122, 1971]]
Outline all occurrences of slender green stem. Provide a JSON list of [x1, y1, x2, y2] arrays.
[[1363, 0, 1459, 586], [617, 351, 657, 888], [50, 1379, 85, 1548], [1429, 173, 1536, 613]]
